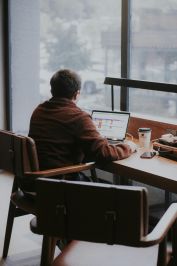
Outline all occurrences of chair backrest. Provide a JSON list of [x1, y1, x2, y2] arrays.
[[35, 178, 149, 246], [0, 130, 39, 190]]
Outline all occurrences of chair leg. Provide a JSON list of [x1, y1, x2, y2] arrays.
[[157, 237, 167, 266], [40, 235, 57, 266], [2, 201, 16, 258], [172, 221, 177, 265], [90, 168, 99, 182]]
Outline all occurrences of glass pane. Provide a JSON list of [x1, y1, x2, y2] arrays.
[[130, 0, 177, 121], [40, 0, 121, 112]]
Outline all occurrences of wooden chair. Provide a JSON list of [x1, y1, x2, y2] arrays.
[[30, 178, 177, 266], [0, 129, 95, 259]]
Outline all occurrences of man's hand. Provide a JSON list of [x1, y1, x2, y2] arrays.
[[124, 140, 137, 153]]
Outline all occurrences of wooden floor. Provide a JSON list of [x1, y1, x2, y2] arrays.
[[0, 171, 59, 266]]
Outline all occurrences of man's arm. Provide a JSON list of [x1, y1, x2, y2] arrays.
[[77, 112, 134, 163]]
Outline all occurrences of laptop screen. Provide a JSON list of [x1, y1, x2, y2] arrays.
[[91, 110, 130, 141]]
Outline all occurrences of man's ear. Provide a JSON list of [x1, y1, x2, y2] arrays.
[[73, 90, 80, 101]]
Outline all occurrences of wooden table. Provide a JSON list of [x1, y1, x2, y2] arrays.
[[98, 147, 177, 194]]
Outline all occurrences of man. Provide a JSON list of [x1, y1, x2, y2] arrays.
[[29, 69, 136, 177]]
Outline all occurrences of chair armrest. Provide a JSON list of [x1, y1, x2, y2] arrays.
[[24, 162, 96, 178], [141, 203, 177, 246]]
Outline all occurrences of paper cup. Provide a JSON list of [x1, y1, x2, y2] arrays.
[[138, 128, 151, 148]]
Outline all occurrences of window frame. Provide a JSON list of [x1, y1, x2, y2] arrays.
[[120, 0, 130, 111]]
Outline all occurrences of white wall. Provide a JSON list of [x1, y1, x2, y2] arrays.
[[0, 0, 5, 129], [9, 0, 40, 133]]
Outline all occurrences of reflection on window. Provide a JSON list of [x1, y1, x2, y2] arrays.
[[40, 0, 121, 112], [130, 0, 177, 120]]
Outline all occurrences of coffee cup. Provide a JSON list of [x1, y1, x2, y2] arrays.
[[138, 128, 151, 148]]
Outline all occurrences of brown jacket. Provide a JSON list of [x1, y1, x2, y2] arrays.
[[29, 97, 132, 170]]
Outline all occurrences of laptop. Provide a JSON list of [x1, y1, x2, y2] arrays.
[[91, 110, 130, 143]]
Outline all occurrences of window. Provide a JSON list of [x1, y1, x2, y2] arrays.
[[8, 1, 177, 133], [40, 0, 121, 112], [130, 0, 177, 121]]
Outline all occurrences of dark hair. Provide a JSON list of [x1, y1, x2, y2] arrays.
[[50, 69, 81, 99]]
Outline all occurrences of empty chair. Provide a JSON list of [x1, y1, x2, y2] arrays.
[[30, 178, 177, 266], [0, 129, 95, 260]]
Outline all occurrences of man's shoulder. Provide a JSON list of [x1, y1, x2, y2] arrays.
[[67, 106, 92, 131], [74, 106, 91, 120]]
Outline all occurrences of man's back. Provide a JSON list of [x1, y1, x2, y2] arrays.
[[29, 98, 89, 169]]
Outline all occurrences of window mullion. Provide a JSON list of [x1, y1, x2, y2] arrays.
[[120, 0, 131, 111]]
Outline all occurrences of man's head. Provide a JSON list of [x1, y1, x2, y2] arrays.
[[50, 69, 81, 100]]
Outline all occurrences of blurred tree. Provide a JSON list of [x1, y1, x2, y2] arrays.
[[45, 23, 92, 71], [40, 0, 121, 71]]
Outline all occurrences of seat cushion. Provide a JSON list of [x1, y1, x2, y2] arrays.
[[52, 240, 158, 266]]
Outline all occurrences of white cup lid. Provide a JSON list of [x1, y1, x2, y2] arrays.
[[138, 128, 151, 133]]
